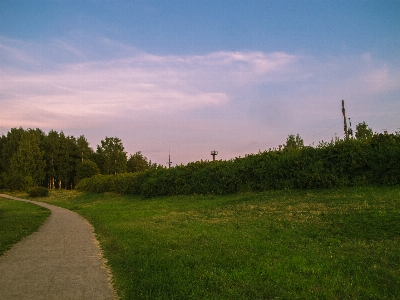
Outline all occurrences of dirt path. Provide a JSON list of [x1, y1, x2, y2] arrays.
[[0, 194, 116, 300]]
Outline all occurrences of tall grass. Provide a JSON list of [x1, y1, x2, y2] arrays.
[[34, 186, 400, 299]]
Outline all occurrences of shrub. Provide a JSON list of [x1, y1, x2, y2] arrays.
[[76, 133, 400, 197], [76, 174, 112, 193], [3, 174, 34, 191], [76, 160, 100, 182], [27, 186, 49, 197]]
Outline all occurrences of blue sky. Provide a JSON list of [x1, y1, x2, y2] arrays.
[[1, 1, 400, 165]]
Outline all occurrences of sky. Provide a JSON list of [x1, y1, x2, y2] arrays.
[[1, 0, 400, 166]]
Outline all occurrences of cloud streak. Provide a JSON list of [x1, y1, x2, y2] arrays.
[[0, 38, 298, 129], [1, 36, 399, 164]]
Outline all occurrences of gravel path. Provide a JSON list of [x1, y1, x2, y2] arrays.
[[0, 194, 116, 300]]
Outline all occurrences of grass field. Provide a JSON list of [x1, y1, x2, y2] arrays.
[[9, 186, 400, 299], [0, 196, 50, 256]]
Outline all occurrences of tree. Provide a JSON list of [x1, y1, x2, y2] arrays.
[[43, 130, 61, 189], [9, 129, 46, 188], [76, 160, 100, 182], [57, 133, 80, 189], [284, 134, 304, 150], [43, 131, 80, 189], [0, 134, 6, 174], [0, 134, 6, 188], [126, 151, 161, 173], [1, 127, 25, 173], [127, 151, 148, 173], [76, 135, 94, 162], [355, 122, 373, 140], [96, 137, 127, 175]]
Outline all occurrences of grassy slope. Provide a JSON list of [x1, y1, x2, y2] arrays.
[[15, 187, 400, 299], [0, 196, 50, 256]]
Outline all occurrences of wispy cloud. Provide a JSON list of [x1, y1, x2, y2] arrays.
[[0, 37, 38, 67], [360, 66, 400, 95], [1, 36, 399, 163], [0, 37, 299, 130]]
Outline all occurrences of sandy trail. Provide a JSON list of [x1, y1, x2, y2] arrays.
[[0, 194, 116, 300]]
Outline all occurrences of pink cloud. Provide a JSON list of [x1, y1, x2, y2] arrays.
[[1, 37, 399, 165], [0, 40, 299, 130]]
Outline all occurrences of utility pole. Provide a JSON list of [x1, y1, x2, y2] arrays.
[[167, 150, 172, 168], [342, 100, 348, 140], [211, 150, 218, 161]]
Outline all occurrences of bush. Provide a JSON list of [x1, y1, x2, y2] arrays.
[[76, 133, 400, 197], [3, 174, 34, 191], [76, 174, 115, 193], [27, 186, 49, 197], [76, 160, 100, 182]]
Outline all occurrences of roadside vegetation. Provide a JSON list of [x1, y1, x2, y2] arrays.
[[1, 122, 398, 197], [1, 122, 400, 298], [77, 131, 400, 197], [13, 187, 400, 299], [0, 128, 161, 191], [0, 196, 50, 256]]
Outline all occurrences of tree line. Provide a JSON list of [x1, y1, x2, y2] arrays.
[[1, 122, 395, 195], [79, 131, 399, 197], [77, 122, 400, 197], [0, 128, 161, 190]]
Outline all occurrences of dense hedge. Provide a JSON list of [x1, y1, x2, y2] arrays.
[[76, 133, 400, 197], [27, 186, 49, 197]]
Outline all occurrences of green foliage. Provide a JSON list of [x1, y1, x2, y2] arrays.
[[2, 126, 399, 196], [1, 128, 157, 190], [43, 130, 61, 189], [76, 160, 100, 182], [76, 135, 94, 162], [78, 132, 400, 197], [2, 174, 34, 191], [9, 129, 46, 187], [27, 186, 49, 197], [95, 137, 127, 175], [0, 135, 7, 174], [284, 133, 304, 150], [43, 130, 86, 189], [76, 175, 114, 193], [1, 127, 25, 173], [57, 133, 79, 189], [355, 121, 373, 140], [127, 151, 148, 173], [127, 151, 161, 173]]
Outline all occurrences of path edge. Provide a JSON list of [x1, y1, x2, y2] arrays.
[[0, 193, 52, 258], [0, 193, 119, 300]]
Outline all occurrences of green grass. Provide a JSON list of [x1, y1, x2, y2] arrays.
[[11, 186, 400, 299], [0, 196, 51, 256]]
